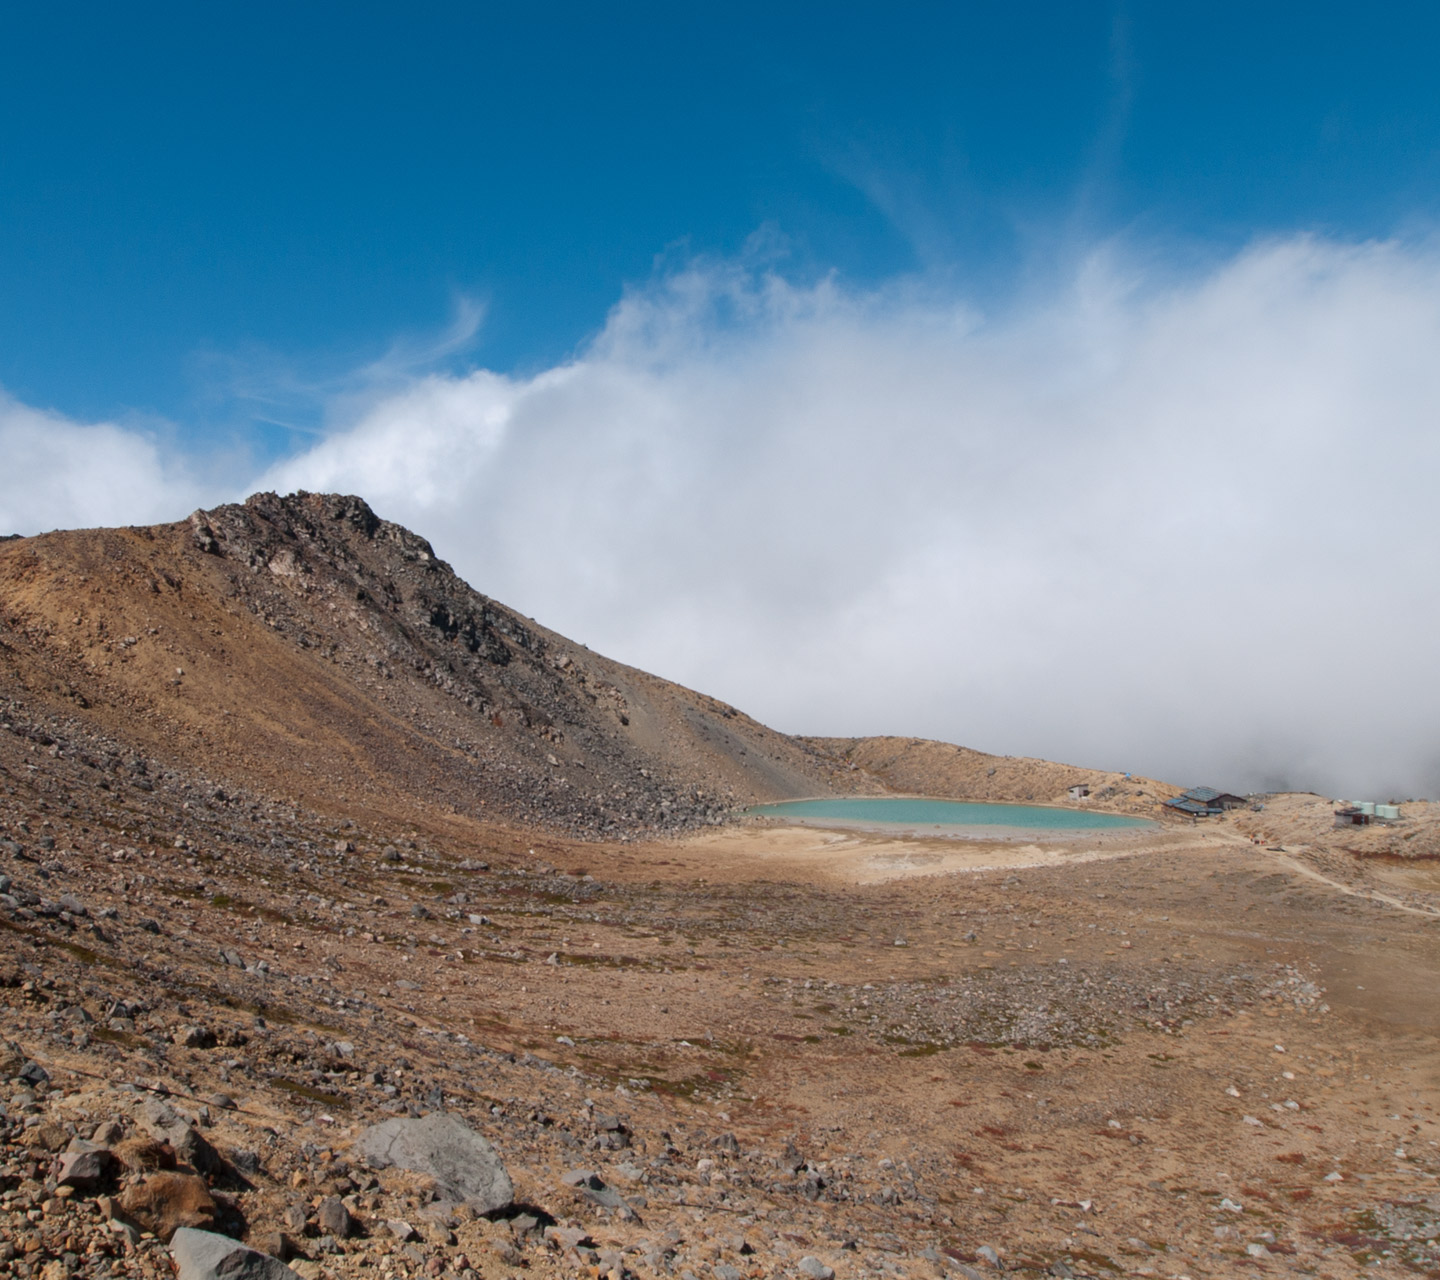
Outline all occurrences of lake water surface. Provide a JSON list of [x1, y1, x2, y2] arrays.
[[746, 797, 1154, 832]]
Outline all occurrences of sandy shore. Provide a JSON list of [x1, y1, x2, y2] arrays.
[[681, 820, 1230, 885]]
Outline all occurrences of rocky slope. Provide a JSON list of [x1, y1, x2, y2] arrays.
[[800, 738, 1176, 817], [0, 493, 876, 842]]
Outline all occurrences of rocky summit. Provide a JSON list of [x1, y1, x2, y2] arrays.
[[3, 495, 1440, 1280]]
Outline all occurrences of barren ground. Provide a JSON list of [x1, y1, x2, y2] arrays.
[[7, 710, 1440, 1280], [4, 497, 1440, 1280]]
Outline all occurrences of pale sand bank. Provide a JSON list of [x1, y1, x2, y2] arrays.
[[680, 821, 1233, 885]]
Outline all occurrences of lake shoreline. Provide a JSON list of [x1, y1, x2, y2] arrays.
[[744, 795, 1158, 837]]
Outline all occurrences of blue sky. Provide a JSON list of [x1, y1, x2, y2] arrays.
[[4, 3, 1440, 796], [5, 2, 1439, 438]]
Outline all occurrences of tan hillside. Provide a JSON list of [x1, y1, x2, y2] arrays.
[[803, 735, 1177, 817], [0, 492, 874, 840]]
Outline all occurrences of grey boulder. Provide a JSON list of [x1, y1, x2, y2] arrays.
[[561, 1168, 625, 1209], [353, 1111, 513, 1212], [170, 1227, 299, 1280]]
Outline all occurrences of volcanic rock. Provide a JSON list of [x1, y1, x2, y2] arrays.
[[353, 1111, 513, 1212], [170, 1227, 300, 1280]]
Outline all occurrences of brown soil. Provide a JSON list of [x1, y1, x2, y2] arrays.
[[3, 495, 1440, 1280]]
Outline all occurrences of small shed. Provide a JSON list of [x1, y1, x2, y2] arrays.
[[1068, 785, 1091, 800]]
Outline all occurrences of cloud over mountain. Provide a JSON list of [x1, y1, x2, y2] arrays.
[[8, 234, 1440, 797], [0, 396, 202, 536]]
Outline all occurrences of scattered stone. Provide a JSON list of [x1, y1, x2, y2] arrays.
[[57, 1145, 115, 1188], [546, 1225, 593, 1251], [249, 1229, 298, 1262], [353, 1111, 513, 1212], [170, 1226, 301, 1280], [108, 1217, 143, 1247], [798, 1256, 835, 1280], [316, 1194, 355, 1239], [93, 1118, 126, 1144], [561, 1168, 626, 1209]]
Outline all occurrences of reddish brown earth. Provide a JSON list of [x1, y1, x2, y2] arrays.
[[3, 494, 1440, 1280]]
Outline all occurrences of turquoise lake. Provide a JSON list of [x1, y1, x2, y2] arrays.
[[746, 797, 1153, 831]]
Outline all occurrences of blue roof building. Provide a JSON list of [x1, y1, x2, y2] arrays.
[[1164, 786, 1248, 816]]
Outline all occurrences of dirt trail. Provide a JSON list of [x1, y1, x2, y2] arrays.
[[1265, 847, 1440, 918]]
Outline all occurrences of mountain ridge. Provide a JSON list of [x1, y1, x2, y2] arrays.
[[0, 491, 1177, 839]]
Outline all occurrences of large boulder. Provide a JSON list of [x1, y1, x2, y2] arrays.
[[170, 1228, 299, 1280], [352, 1112, 513, 1212]]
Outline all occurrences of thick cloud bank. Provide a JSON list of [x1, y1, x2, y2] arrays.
[[7, 235, 1439, 797], [0, 396, 202, 535], [262, 237, 1440, 799]]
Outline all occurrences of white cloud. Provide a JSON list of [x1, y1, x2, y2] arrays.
[[0, 396, 204, 536], [260, 234, 1440, 798], [7, 234, 1438, 798]]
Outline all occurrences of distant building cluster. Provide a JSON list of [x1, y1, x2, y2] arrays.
[[1334, 801, 1402, 827]]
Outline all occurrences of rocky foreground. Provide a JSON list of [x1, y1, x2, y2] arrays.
[[7, 672, 1440, 1280]]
